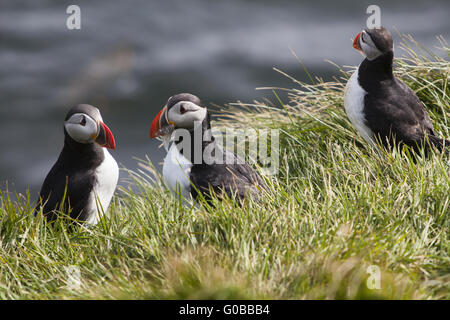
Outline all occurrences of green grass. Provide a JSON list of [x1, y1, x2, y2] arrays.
[[0, 35, 449, 300]]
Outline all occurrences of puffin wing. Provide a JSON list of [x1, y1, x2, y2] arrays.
[[189, 146, 264, 201], [364, 78, 438, 147], [35, 161, 66, 222], [35, 158, 95, 222]]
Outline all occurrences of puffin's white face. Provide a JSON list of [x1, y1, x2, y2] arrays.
[[358, 30, 383, 61], [167, 101, 207, 130], [150, 94, 208, 142], [63, 104, 116, 149], [64, 113, 100, 144]]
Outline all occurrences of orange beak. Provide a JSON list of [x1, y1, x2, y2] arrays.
[[353, 32, 362, 51], [95, 121, 116, 150], [150, 106, 172, 139]]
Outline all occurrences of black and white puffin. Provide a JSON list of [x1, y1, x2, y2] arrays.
[[344, 27, 449, 153], [149, 93, 265, 202], [35, 104, 119, 225]]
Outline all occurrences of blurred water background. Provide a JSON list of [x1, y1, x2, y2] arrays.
[[0, 0, 449, 196]]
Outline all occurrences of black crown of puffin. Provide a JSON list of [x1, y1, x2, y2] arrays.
[[150, 93, 204, 139]]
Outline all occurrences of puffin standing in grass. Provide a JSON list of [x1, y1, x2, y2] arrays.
[[344, 26, 449, 153], [35, 104, 119, 225], [150, 93, 265, 202]]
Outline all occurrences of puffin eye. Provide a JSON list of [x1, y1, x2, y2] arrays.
[[179, 104, 186, 114], [80, 115, 86, 126], [361, 33, 366, 43]]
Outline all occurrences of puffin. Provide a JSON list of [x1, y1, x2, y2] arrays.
[[149, 93, 265, 202], [35, 104, 119, 225], [344, 26, 449, 154]]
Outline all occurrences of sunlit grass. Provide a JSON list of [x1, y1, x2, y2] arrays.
[[0, 36, 448, 300]]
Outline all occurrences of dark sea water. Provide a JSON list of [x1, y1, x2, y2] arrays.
[[0, 0, 449, 196]]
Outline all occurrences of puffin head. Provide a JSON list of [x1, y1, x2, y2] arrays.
[[150, 93, 207, 139], [352, 26, 393, 60], [64, 104, 116, 149]]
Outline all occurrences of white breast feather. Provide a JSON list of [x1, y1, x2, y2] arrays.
[[344, 67, 375, 146], [163, 143, 193, 200], [85, 148, 119, 226]]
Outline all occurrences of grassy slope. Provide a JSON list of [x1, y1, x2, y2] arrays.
[[0, 36, 449, 300]]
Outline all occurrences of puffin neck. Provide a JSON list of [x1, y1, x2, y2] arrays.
[[358, 51, 394, 88], [63, 129, 104, 164]]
